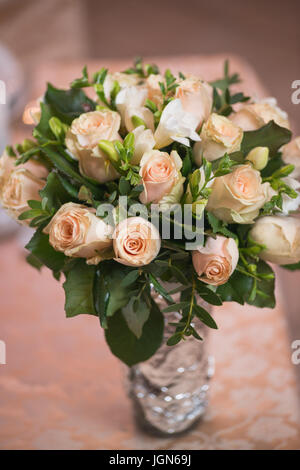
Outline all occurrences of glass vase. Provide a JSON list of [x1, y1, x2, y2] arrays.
[[127, 287, 214, 436]]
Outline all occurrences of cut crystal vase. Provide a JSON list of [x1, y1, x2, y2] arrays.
[[127, 287, 214, 436]]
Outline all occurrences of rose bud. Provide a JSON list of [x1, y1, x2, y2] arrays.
[[139, 150, 185, 205], [207, 164, 272, 224], [192, 235, 239, 286], [154, 99, 200, 149], [281, 137, 300, 179], [44, 202, 113, 265], [250, 216, 300, 265], [0, 168, 44, 221], [229, 97, 290, 131], [175, 75, 213, 129], [113, 216, 161, 267], [193, 113, 243, 165], [246, 146, 269, 170], [65, 110, 121, 183]]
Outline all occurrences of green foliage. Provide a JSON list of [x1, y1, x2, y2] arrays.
[[211, 60, 249, 115], [63, 260, 97, 317], [25, 229, 67, 276], [105, 298, 164, 366], [241, 121, 291, 157], [281, 262, 300, 271], [123, 57, 160, 78]]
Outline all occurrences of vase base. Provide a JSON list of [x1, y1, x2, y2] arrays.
[[128, 355, 215, 436]]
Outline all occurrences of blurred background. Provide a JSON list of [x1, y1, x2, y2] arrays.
[[0, 0, 300, 446]]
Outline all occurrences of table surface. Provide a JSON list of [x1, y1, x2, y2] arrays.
[[1, 54, 300, 450]]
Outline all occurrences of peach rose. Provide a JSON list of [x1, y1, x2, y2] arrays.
[[0, 168, 44, 221], [230, 98, 290, 131], [250, 216, 300, 265], [175, 76, 213, 129], [113, 216, 161, 267], [0, 150, 48, 185], [194, 113, 243, 164], [65, 110, 121, 183], [281, 137, 300, 179], [207, 164, 272, 224], [192, 235, 239, 286], [139, 150, 185, 205], [44, 202, 113, 265]]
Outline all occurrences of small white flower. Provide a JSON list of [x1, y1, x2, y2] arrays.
[[131, 125, 155, 164], [116, 86, 154, 132], [154, 99, 201, 149]]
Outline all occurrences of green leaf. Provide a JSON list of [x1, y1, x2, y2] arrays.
[[195, 281, 223, 306], [167, 332, 182, 346], [26, 253, 43, 271], [148, 273, 174, 303], [281, 262, 300, 271], [193, 304, 218, 329], [40, 172, 73, 211], [44, 83, 96, 124], [247, 261, 275, 308], [241, 121, 292, 157], [207, 212, 237, 239], [122, 295, 150, 338], [105, 299, 164, 366], [120, 269, 140, 287], [163, 301, 190, 313], [25, 229, 66, 274], [35, 102, 56, 141], [94, 262, 135, 323], [63, 259, 96, 317]]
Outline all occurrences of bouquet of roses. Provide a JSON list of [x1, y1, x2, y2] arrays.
[[1, 58, 300, 365]]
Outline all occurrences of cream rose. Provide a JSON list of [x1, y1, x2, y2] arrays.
[[0, 168, 44, 221], [154, 99, 200, 149], [207, 164, 272, 224], [192, 235, 239, 286], [139, 150, 185, 205], [194, 113, 243, 164], [65, 110, 121, 183], [281, 137, 300, 179], [44, 202, 113, 265], [175, 76, 213, 129], [250, 216, 300, 265], [230, 97, 290, 131], [113, 216, 161, 267]]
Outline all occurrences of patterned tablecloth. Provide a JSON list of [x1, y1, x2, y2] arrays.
[[0, 55, 299, 450]]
